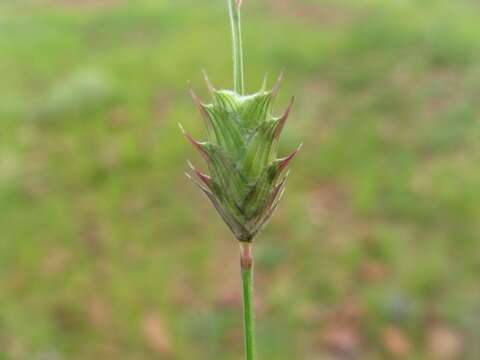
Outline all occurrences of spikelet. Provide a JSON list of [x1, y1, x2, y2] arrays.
[[182, 72, 300, 242]]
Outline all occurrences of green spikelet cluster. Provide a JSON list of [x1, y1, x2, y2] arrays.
[[182, 73, 300, 242]]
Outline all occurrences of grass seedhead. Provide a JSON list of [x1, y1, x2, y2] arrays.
[[183, 73, 300, 242]]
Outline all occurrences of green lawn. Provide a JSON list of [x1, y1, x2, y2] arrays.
[[1, 0, 480, 358]]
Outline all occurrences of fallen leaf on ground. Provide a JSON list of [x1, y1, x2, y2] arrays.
[[322, 324, 362, 358], [382, 326, 412, 357], [321, 301, 364, 359], [142, 311, 172, 356], [42, 247, 72, 276], [360, 261, 388, 282], [427, 324, 464, 359], [87, 295, 110, 329]]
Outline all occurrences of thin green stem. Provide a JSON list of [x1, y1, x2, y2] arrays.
[[227, 0, 245, 95], [240, 242, 255, 360], [228, 2, 253, 357]]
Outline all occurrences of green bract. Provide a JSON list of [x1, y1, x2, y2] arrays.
[[182, 74, 300, 242]]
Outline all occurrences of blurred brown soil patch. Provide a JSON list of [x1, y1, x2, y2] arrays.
[[382, 326, 412, 357], [321, 301, 365, 359], [142, 311, 173, 357], [308, 182, 371, 249], [87, 294, 111, 330], [41, 246, 73, 277], [359, 260, 388, 283], [427, 322, 465, 359]]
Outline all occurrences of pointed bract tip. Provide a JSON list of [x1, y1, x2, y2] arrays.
[[201, 69, 216, 94], [189, 85, 203, 106], [277, 187, 286, 202], [187, 160, 211, 186], [189, 85, 212, 126], [273, 96, 295, 140], [261, 73, 268, 92], [188, 82, 198, 100], [178, 122, 186, 134], [281, 96, 295, 119], [273, 176, 287, 196], [185, 170, 212, 195], [277, 143, 302, 173], [180, 125, 209, 160], [236, 0, 242, 8], [272, 70, 284, 97], [196, 171, 211, 187]]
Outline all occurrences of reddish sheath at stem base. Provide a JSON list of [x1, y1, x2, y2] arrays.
[[240, 242, 253, 270]]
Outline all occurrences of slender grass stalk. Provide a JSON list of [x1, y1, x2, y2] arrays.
[[183, 1, 300, 358], [227, 0, 245, 95], [240, 242, 255, 360], [228, 1, 256, 358]]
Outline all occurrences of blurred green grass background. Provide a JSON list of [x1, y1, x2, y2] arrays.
[[1, 0, 480, 358]]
